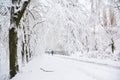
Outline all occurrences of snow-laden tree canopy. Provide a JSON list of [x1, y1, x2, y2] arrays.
[[32, 0, 120, 59]]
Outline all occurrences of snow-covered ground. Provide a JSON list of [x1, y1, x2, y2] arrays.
[[11, 54, 120, 80]]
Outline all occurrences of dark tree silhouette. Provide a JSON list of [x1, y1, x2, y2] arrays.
[[9, 0, 30, 78]]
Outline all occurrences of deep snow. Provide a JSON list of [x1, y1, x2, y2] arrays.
[[11, 54, 120, 80]]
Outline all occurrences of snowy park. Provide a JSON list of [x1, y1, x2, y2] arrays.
[[0, 0, 120, 80]]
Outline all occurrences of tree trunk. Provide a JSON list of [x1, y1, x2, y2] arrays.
[[9, 0, 30, 78], [9, 27, 18, 78]]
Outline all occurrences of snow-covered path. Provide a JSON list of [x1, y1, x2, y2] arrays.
[[11, 54, 120, 80]]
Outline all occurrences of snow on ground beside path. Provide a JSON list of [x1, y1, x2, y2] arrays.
[[66, 53, 120, 68], [11, 54, 120, 80]]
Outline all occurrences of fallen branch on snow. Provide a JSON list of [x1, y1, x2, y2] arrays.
[[40, 68, 54, 72]]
